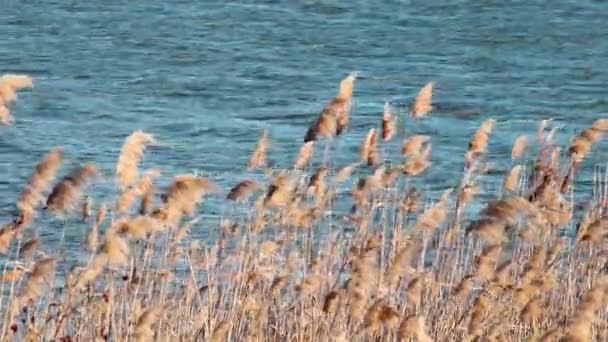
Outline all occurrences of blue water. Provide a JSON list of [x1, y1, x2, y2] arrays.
[[1, 1, 608, 249]]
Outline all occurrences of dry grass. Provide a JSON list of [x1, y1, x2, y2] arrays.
[[1, 73, 608, 342]]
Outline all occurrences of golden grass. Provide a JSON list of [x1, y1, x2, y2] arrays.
[[0, 73, 608, 342]]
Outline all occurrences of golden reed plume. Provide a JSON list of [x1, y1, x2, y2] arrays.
[[304, 73, 357, 142], [135, 305, 166, 342], [504, 165, 523, 192], [248, 129, 268, 170], [410, 81, 433, 118], [17, 147, 64, 214], [568, 121, 606, 163], [86, 203, 106, 253], [335, 162, 359, 183], [264, 172, 294, 208], [336, 72, 357, 135], [0, 74, 33, 125], [293, 141, 314, 169], [20, 257, 56, 303], [468, 118, 495, 154], [227, 179, 262, 202], [403, 142, 432, 176], [116, 131, 155, 190], [511, 135, 528, 160], [360, 128, 380, 166], [401, 135, 430, 156], [46, 164, 99, 216], [116, 169, 160, 214], [157, 174, 220, 225]]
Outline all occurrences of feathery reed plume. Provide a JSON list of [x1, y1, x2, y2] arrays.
[[0, 74, 33, 95], [134, 305, 165, 342], [160, 174, 220, 224], [0, 74, 33, 125], [21, 257, 56, 303], [293, 141, 314, 169], [74, 253, 107, 289], [118, 215, 165, 240], [46, 164, 99, 216], [227, 179, 262, 202], [474, 244, 502, 281], [270, 275, 289, 298], [564, 277, 608, 342], [467, 293, 489, 337], [140, 189, 154, 215], [307, 166, 328, 197], [469, 119, 495, 154], [337, 72, 357, 100], [382, 102, 396, 141], [385, 240, 418, 290], [568, 126, 603, 163], [469, 196, 543, 244], [95, 203, 106, 225], [173, 216, 200, 243], [248, 129, 269, 170], [306, 107, 336, 142], [211, 321, 231, 342], [360, 128, 380, 166], [520, 297, 542, 327], [406, 275, 424, 309], [19, 238, 40, 259], [401, 187, 421, 214], [592, 118, 608, 130], [264, 172, 294, 208], [401, 135, 430, 156], [503, 165, 523, 192], [403, 143, 432, 176], [511, 135, 528, 160], [17, 147, 64, 213], [415, 189, 451, 231], [468, 218, 507, 244], [304, 73, 357, 141], [323, 290, 342, 315], [399, 316, 433, 342], [116, 169, 161, 214], [335, 72, 357, 135], [0, 224, 16, 254], [410, 81, 434, 118], [85, 204, 105, 253], [577, 218, 608, 243], [335, 162, 359, 183], [295, 274, 323, 296], [364, 299, 400, 331], [100, 225, 130, 268], [116, 131, 155, 190]]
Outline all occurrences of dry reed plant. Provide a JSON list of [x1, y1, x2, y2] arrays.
[[1, 73, 608, 342], [116, 131, 155, 190], [0, 74, 33, 125], [410, 81, 433, 118], [304, 73, 357, 142]]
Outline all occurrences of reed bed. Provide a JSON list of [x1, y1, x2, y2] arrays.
[[0, 73, 608, 341]]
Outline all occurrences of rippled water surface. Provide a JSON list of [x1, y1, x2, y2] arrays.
[[1, 1, 608, 248]]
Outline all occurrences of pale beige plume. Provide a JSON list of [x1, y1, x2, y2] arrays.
[[116, 131, 155, 190], [248, 129, 269, 170], [410, 81, 434, 118]]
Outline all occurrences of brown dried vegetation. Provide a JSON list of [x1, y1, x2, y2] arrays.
[[0, 73, 607, 342]]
